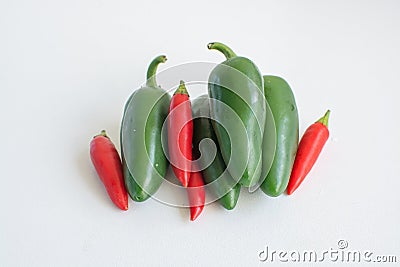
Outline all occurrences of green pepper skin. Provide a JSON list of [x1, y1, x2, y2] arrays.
[[208, 42, 265, 187], [121, 56, 170, 202], [260, 76, 299, 197], [192, 95, 241, 210]]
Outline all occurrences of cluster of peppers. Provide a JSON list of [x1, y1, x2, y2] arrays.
[[90, 42, 330, 221]]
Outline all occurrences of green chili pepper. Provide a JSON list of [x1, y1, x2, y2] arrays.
[[207, 42, 266, 187], [260, 76, 299, 197], [120, 55, 170, 202], [192, 95, 241, 210]]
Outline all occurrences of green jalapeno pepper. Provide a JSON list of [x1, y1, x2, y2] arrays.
[[120, 55, 170, 202], [192, 95, 241, 210], [207, 42, 266, 187], [260, 75, 299, 197]]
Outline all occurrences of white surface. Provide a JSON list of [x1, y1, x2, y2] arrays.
[[1, 0, 400, 266]]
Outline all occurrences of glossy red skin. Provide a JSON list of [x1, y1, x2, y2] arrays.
[[187, 171, 205, 221], [90, 135, 128, 210], [287, 122, 329, 195], [168, 93, 193, 187]]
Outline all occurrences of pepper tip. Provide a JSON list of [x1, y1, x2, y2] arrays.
[[190, 207, 203, 221], [173, 80, 189, 96], [94, 130, 108, 139], [317, 109, 331, 127]]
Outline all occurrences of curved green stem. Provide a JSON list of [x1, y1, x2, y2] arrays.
[[317, 110, 331, 127], [146, 55, 167, 87], [207, 42, 237, 59], [174, 80, 189, 96]]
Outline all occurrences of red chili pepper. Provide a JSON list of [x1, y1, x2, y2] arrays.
[[168, 81, 193, 187], [90, 130, 128, 210], [287, 110, 331, 195], [187, 170, 205, 221]]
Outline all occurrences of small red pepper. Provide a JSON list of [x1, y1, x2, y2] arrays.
[[287, 110, 331, 195], [90, 130, 128, 210], [168, 81, 193, 187], [187, 170, 205, 221]]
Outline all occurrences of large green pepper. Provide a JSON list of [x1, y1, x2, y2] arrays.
[[192, 95, 241, 210], [207, 42, 266, 187], [260, 76, 299, 196], [121, 56, 170, 202]]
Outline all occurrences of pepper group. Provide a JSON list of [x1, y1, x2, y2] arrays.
[[89, 42, 331, 221]]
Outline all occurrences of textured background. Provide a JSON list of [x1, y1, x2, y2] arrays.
[[1, 0, 399, 266]]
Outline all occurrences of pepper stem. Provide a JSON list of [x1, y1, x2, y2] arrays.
[[207, 42, 237, 59], [317, 110, 331, 127], [94, 130, 108, 138], [173, 80, 189, 96], [146, 55, 167, 87]]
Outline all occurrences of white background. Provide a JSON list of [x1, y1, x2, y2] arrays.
[[1, 0, 399, 266]]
